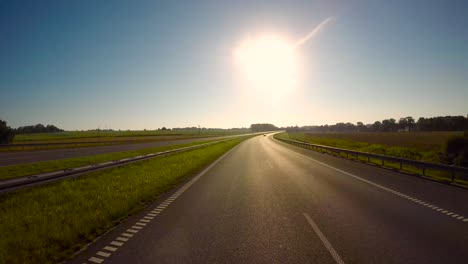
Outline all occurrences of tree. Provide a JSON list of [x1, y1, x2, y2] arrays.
[[250, 123, 279, 132], [382, 118, 397, 132], [371, 121, 382, 132], [0, 120, 15, 144], [15, 123, 63, 134], [442, 135, 468, 167], [357, 122, 367, 132], [406, 116, 415, 131], [398, 118, 408, 130]]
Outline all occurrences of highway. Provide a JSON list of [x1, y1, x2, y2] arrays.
[[69, 134, 468, 264], [0, 136, 232, 166]]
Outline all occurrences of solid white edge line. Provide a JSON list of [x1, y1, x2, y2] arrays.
[[278, 141, 467, 223], [82, 137, 246, 263], [303, 213, 345, 264]]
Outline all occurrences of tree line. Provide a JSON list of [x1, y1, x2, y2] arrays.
[[250, 123, 280, 132], [0, 121, 64, 144], [286, 116, 468, 133], [15, 124, 63, 134]]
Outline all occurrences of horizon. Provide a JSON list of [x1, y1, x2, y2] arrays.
[[9, 113, 468, 131], [1, 0, 467, 130]]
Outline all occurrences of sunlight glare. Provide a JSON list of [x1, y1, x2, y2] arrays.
[[233, 34, 299, 100]]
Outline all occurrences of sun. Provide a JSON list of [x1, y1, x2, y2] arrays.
[[233, 34, 298, 98]]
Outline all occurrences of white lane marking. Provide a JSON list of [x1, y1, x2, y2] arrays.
[[140, 219, 151, 223], [110, 241, 124, 247], [131, 225, 143, 230], [127, 229, 139, 233], [266, 160, 273, 168], [143, 216, 154, 220], [147, 213, 157, 217], [303, 213, 345, 264], [116, 237, 128, 242], [121, 233, 133, 238], [96, 251, 111, 258], [282, 146, 468, 223], [135, 222, 147, 226], [104, 246, 117, 252], [88, 257, 104, 263]]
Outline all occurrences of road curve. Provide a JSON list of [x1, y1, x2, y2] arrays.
[[0, 137, 230, 166], [69, 134, 468, 264]]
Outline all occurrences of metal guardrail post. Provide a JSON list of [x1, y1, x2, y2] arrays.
[[274, 136, 468, 185]]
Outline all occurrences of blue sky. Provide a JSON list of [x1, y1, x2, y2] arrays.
[[1, 0, 467, 129]]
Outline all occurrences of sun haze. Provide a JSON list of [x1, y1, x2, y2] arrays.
[[233, 34, 298, 101]]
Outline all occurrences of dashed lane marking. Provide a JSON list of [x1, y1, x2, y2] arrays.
[[96, 251, 111, 258], [88, 256, 104, 263], [304, 213, 345, 264], [103, 246, 117, 252], [110, 241, 123, 247]]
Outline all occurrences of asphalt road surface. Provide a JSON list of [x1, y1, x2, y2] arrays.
[[0, 136, 231, 166], [69, 134, 468, 264]]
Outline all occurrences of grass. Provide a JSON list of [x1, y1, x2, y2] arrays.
[[0, 138, 230, 180], [275, 132, 468, 186], [13, 130, 250, 143], [275, 132, 462, 163], [0, 136, 249, 264]]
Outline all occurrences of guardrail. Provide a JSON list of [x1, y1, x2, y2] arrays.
[[275, 136, 468, 186], [0, 135, 254, 193]]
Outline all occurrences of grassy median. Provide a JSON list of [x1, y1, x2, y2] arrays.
[[0, 137, 249, 264], [0, 139, 226, 180]]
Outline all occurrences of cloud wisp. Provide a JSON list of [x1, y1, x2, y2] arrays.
[[293, 17, 334, 49]]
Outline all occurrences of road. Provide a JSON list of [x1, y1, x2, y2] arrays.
[[0, 136, 232, 166], [69, 134, 468, 264]]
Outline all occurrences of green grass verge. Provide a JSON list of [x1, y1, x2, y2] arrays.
[[275, 133, 468, 186], [276, 132, 442, 162], [0, 139, 227, 180], [0, 137, 249, 264]]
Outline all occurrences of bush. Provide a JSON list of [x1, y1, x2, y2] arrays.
[[442, 135, 468, 167], [0, 120, 15, 144]]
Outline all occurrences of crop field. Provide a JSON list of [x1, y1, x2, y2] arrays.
[[277, 131, 462, 163], [13, 130, 250, 143], [0, 136, 249, 264]]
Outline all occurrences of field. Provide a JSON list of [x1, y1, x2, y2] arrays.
[[278, 131, 462, 163], [0, 136, 248, 264], [1, 130, 251, 152], [13, 130, 249, 143]]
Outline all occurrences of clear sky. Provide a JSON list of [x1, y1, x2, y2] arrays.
[[1, 0, 467, 130]]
